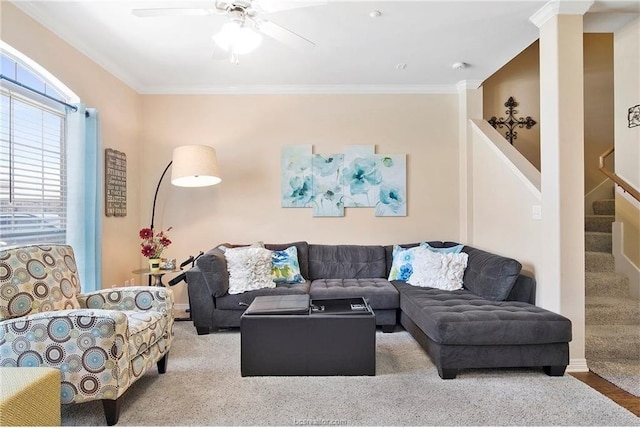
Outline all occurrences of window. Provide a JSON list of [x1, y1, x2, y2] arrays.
[[0, 52, 69, 247]]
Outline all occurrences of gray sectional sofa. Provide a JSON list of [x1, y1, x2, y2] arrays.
[[185, 241, 572, 379]]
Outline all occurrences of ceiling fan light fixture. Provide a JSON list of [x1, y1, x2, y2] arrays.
[[213, 21, 262, 55]]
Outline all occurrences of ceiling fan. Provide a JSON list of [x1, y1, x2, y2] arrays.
[[132, 1, 324, 63]]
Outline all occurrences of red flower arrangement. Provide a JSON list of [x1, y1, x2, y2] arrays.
[[139, 227, 172, 259]]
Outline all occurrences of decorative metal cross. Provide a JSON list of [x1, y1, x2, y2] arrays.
[[488, 96, 537, 145]]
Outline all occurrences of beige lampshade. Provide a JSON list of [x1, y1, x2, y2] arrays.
[[170, 145, 222, 187]]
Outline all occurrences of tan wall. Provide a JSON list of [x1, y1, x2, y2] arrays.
[[141, 94, 461, 306], [1, 3, 143, 289], [482, 41, 541, 168], [3, 3, 463, 310], [470, 121, 544, 302], [482, 35, 614, 196], [584, 34, 615, 194], [614, 17, 640, 268]]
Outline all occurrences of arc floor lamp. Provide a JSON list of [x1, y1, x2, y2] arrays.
[[149, 145, 221, 320], [150, 144, 222, 230]]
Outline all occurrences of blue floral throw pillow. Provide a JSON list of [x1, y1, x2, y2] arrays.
[[271, 246, 305, 283], [388, 245, 421, 281]]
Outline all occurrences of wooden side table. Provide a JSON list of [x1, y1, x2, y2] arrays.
[[132, 268, 180, 287]]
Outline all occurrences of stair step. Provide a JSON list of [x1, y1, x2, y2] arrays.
[[586, 296, 640, 325], [585, 251, 615, 272], [586, 325, 640, 360], [585, 231, 613, 253], [584, 215, 614, 233], [586, 272, 630, 297], [592, 199, 615, 215]]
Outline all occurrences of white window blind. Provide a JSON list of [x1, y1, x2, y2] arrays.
[[0, 89, 67, 247]]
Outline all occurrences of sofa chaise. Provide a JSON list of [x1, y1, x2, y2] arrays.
[[185, 240, 572, 379]]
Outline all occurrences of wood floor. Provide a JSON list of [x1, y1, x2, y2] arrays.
[[571, 371, 639, 417]]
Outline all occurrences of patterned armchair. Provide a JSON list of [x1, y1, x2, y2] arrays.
[[0, 245, 174, 425]]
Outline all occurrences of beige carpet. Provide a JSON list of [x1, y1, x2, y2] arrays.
[[61, 321, 639, 426], [584, 255, 640, 398], [585, 199, 640, 398]]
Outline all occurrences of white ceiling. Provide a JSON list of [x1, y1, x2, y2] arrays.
[[10, 0, 640, 94]]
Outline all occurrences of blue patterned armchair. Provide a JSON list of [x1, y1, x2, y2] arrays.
[[0, 245, 174, 425]]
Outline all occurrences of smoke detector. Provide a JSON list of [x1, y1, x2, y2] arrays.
[[452, 62, 468, 70]]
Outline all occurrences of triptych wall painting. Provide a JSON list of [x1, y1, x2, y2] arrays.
[[281, 145, 406, 217]]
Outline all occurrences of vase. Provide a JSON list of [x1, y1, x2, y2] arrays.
[[148, 258, 161, 273]]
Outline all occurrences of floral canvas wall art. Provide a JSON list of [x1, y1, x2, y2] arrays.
[[281, 145, 407, 217], [312, 153, 344, 216], [343, 145, 378, 208], [375, 155, 406, 217], [281, 145, 313, 207]]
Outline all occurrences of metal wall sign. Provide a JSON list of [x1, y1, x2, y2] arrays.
[[628, 104, 640, 128], [488, 96, 537, 145], [105, 148, 127, 217]]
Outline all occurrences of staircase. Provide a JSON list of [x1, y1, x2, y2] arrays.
[[585, 197, 640, 397]]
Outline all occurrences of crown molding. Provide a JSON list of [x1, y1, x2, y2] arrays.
[[136, 84, 460, 95], [10, 1, 500, 97], [12, 1, 145, 92], [456, 80, 484, 91], [530, 0, 595, 28]]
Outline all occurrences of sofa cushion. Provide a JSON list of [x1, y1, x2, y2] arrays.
[[388, 241, 463, 281], [271, 245, 305, 283], [407, 248, 468, 291], [224, 247, 275, 294], [216, 282, 311, 310], [388, 245, 419, 281], [308, 245, 387, 280], [384, 241, 448, 277], [265, 242, 310, 280], [309, 278, 399, 309], [462, 246, 522, 301], [395, 282, 571, 346], [421, 243, 464, 254], [0, 245, 81, 320]]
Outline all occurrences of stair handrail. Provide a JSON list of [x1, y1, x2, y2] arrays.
[[599, 146, 640, 203]]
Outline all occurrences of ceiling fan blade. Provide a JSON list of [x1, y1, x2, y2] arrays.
[[255, 19, 315, 50], [254, 0, 327, 14], [132, 8, 213, 18]]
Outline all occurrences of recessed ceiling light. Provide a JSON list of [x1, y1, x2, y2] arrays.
[[452, 62, 468, 70], [370, 10, 382, 18], [396, 63, 407, 70]]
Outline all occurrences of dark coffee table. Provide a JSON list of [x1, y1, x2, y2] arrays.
[[240, 295, 376, 376]]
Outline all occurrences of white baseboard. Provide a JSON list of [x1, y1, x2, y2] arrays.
[[173, 303, 190, 319], [567, 358, 589, 373], [612, 222, 640, 299]]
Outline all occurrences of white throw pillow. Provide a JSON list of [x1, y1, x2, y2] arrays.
[[224, 247, 276, 294], [407, 247, 468, 291]]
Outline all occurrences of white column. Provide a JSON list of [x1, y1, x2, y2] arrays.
[[457, 80, 483, 244], [530, 0, 592, 372]]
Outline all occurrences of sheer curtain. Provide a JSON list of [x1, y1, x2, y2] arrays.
[[66, 104, 102, 292]]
